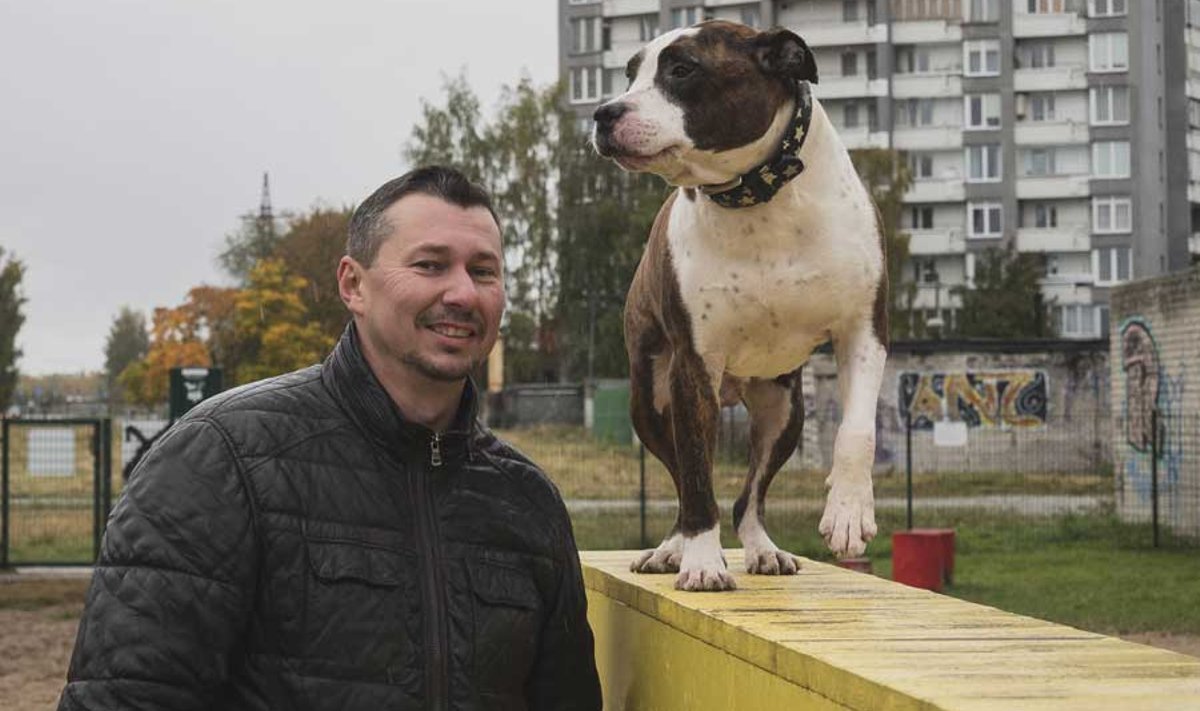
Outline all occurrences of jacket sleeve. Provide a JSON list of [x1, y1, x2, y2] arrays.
[[527, 505, 603, 711], [58, 417, 258, 711]]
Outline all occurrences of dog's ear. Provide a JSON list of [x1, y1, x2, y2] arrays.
[[753, 28, 818, 84]]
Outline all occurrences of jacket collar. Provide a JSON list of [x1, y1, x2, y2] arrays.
[[322, 322, 478, 465], [700, 81, 814, 209]]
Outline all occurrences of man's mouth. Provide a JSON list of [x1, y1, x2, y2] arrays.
[[428, 323, 475, 339]]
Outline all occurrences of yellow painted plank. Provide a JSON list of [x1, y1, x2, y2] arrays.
[[581, 550, 1200, 711]]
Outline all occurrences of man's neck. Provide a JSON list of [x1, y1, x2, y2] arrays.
[[358, 336, 465, 434]]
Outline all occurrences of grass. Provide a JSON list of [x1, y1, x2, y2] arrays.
[[0, 577, 89, 611]]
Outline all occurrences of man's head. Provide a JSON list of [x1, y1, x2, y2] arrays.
[[592, 21, 817, 187], [338, 166, 505, 386]]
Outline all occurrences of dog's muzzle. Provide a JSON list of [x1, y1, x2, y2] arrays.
[[592, 101, 631, 157]]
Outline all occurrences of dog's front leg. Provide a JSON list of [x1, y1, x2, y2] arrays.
[[819, 321, 886, 558], [669, 348, 736, 591]]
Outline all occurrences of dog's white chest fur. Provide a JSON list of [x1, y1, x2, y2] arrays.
[[667, 168, 880, 378]]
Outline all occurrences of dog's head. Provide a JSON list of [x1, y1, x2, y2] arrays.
[[592, 21, 817, 187]]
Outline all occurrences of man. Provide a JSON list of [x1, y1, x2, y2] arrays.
[[59, 166, 603, 711]]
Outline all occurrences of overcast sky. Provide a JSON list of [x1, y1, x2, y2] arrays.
[[0, 0, 558, 375]]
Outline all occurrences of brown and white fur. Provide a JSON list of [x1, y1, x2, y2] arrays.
[[593, 21, 887, 591]]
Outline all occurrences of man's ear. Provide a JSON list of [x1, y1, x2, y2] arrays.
[[753, 28, 818, 84], [337, 256, 367, 317]]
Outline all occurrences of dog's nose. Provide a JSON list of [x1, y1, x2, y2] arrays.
[[593, 102, 629, 132]]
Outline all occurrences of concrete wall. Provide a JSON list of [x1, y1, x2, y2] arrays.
[[1110, 267, 1200, 538], [798, 340, 1111, 476]]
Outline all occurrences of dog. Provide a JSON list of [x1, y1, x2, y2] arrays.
[[592, 21, 888, 591]]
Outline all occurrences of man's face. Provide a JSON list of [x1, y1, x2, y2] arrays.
[[341, 193, 505, 384]]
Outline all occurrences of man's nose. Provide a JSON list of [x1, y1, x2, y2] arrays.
[[593, 102, 629, 134], [441, 266, 481, 307]]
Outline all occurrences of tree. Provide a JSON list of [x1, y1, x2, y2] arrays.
[[0, 247, 26, 412], [272, 206, 352, 343], [849, 149, 915, 341], [405, 73, 495, 189], [952, 245, 1055, 339], [119, 305, 211, 407], [104, 307, 149, 408], [183, 285, 244, 378], [233, 259, 334, 384]]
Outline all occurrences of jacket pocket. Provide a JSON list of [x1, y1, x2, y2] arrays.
[[303, 537, 419, 687], [468, 559, 543, 694]]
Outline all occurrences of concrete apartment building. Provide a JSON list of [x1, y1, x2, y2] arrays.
[[558, 0, 1200, 338]]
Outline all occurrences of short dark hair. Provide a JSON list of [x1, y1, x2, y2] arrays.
[[346, 166, 500, 266]]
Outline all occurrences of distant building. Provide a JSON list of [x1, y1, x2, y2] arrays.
[[558, 0, 1200, 339]]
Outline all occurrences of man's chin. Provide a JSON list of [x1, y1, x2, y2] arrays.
[[403, 352, 479, 383]]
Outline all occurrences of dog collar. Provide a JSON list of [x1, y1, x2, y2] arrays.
[[700, 81, 813, 209]]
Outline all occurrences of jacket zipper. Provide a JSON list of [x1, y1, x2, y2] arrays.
[[410, 437, 448, 711]]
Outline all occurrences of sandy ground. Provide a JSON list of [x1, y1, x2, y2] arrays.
[[1, 575, 1197, 711]]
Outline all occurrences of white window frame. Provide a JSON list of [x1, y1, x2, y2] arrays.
[[844, 103, 861, 128], [1088, 0, 1127, 17], [968, 202, 1004, 238], [1090, 86, 1130, 125], [964, 40, 1001, 77], [910, 205, 935, 230], [966, 144, 1002, 183], [1092, 141, 1131, 178], [571, 16, 602, 53], [739, 4, 762, 28], [964, 94, 1001, 130], [1092, 246, 1132, 285], [965, 0, 999, 22], [671, 5, 703, 28], [1092, 196, 1132, 233], [908, 151, 935, 179], [569, 66, 601, 104], [638, 14, 659, 40], [1059, 304, 1103, 339], [1024, 147, 1057, 176], [1028, 0, 1068, 13], [1032, 203, 1058, 228], [1030, 93, 1056, 121], [1090, 33, 1129, 73]]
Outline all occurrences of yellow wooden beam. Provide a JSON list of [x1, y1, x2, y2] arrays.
[[581, 550, 1200, 711]]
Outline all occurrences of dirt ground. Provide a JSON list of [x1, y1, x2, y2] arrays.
[[2, 575, 1198, 711]]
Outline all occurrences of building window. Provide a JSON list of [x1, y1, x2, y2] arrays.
[[843, 0, 859, 21], [638, 14, 659, 40], [1092, 141, 1131, 178], [910, 206, 935, 230], [895, 46, 931, 74], [1059, 304, 1103, 338], [841, 52, 859, 76], [739, 5, 761, 27], [915, 258, 939, 284], [1090, 33, 1129, 72], [964, 94, 1001, 130], [571, 17, 601, 53], [908, 152, 935, 179], [570, 66, 601, 103], [1093, 246, 1132, 285], [1026, 202, 1059, 228], [966, 144, 1002, 182], [1029, 93, 1056, 121], [1090, 86, 1130, 125], [1028, 0, 1069, 12], [896, 98, 935, 127], [968, 202, 1003, 238], [1088, 0, 1127, 17], [1019, 42, 1056, 69], [844, 103, 861, 128], [1093, 196, 1132, 233], [670, 6, 703, 28], [602, 68, 625, 98], [1024, 147, 1057, 176], [965, 0, 999, 22], [964, 40, 1001, 76]]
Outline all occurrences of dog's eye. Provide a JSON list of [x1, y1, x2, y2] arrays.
[[670, 62, 696, 79]]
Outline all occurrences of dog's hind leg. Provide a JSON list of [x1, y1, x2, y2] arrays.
[[734, 368, 804, 575]]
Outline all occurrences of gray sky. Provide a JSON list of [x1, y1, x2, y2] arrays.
[[0, 0, 558, 375]]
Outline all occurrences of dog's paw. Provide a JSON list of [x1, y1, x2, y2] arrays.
[[744, 544, 800, 575], [818, 476, 877, 558], [630, 533, 683, 573], [674, 529, 736, 591]]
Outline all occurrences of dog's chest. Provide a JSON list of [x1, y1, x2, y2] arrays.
[[667, 193, 879, 377]]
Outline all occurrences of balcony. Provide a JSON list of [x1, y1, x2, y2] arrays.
[[801, 22, 887, 47], [1016, 226, 1090, 253], [815, 76, 888, 100], [1013, 66, 1087, 92], [1016, 174, 1091, 199], [604, 42, 643, 68], [1190, 183, 1200, 204], [892, 72, 962, 99], [1014, 121, 1089, 145], [838, 128, 890, 150], [1189, 78, 1200, 99], [905, 177, 965, 203], [891, 20, 962, 44], [908, 229, 966, 255], [894, 126, 963, 150], [602, 0, 658, 15], [1012, 12, 1086, 38]]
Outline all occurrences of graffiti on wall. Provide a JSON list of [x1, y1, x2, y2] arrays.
[[898, 370, 1049, 430], [1120, 317, 1182, 503]]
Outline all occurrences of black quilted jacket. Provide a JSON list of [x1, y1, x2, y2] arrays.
[[59, 325, 602, 711]]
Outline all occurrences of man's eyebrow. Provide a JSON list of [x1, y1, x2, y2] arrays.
[[408, 243, 501, 262]]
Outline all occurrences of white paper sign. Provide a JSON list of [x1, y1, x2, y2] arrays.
[[933, 420, 968, 448]]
